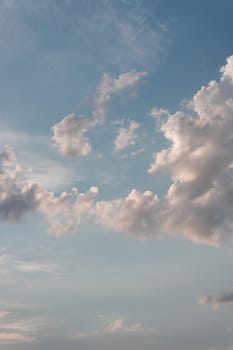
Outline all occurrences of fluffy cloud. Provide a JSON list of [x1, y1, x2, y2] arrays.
[[148, 55, 233, 245], [52, 70, 146, 158], [51, 114, 95, 157], [95, 189, 159, 238], [0, 146, 39, 222], [0, 145, 99, 236], [92, 55, 233, 245], [38, 186, 99, 236], [199, 289, 233, 309], [114, 120, 139, 151]]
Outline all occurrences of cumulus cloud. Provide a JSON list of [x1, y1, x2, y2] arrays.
[[0, 145, 99, 236], [148, 55, 233, 245], [0, 145, 39, 222], [52, 70, 146, 158], [51, 114, 95, 157], [38, 186, 99, 236], [72, 318, 158, 339], [95, 189, 159, 238], [91, 55, 233, 245], [114, 120, 139, 151], [199, 290, 233, 309]]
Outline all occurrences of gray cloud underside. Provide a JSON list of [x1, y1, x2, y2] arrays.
[[199, 289, 233, 309]]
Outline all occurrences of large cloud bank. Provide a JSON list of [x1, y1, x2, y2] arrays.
[[96, 55, 233, 246], [2, 56, 233, 246]]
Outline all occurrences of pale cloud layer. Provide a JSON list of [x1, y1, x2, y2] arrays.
[[92, 55, 233, 246], [114, 120, 139, 151], [52, 71, 146, 158], [0, 310, 48, 344], [72, 318, 158, 339]]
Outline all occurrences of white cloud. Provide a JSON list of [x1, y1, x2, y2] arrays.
[[38, 186, 99, 236], [150, 106, 170, 119], [148, 55, 233, 245], [94, 70, 147, 123], [95, 189, 159, 238], [0, 144, 99, 236], [52, 114, 95, 158], [72, 318, 158, 339], [114, 120, 139, 151], [0, 254, 57, 274], [52, 70, 146, 158]]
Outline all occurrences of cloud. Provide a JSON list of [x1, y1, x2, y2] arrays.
[[95, 189, 159, 238], [0, 311, 48, 344], [92, 55, 233, 246], [38, 186, 99, 236], [0, 332, 35, 344], [114, 120, 139, 151], [72, 318, 158, 339], [0, 145, 39, 222], [0, 145, 99, 236], [150, 106, 170, 119], [52, 70, 146, 158], [52, 114, 95, 158], [199, 289, 233, 309], [147, 54, 233, 245], [0, 254, 57, 274], [94, 70, 147, 123]]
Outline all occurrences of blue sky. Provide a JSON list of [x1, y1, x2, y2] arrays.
[[0, 1, 233, 349]]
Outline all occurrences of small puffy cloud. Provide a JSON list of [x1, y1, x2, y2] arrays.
[[199, 290, 233, 309], [0, 311, 48, 344], [52, 114, 95, 157], [148, 55, 233, 245], [95, 189, 159, 238], [150, 106, 170, 119], [52, 70, 146, 158], [114, 120, 139, 151], [72, 318, 158, 339]]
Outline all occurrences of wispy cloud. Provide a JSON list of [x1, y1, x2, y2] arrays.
[[72, 317, 158, 339], [0, 254, 57, 274], [52, 70, 146, 158], [0, 310, 48, 344]]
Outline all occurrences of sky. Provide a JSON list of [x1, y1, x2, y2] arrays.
[[0, 0, 233, 349]]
